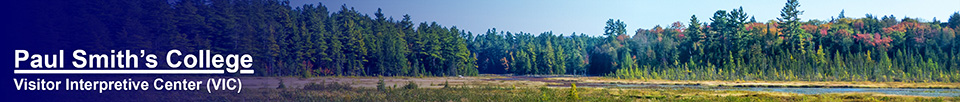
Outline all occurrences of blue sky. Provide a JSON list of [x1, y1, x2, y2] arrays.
[[289, 0, 960, 36]]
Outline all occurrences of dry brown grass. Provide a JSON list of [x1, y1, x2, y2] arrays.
[[55, 76, 956, 101], [241, 75, 547, 89]]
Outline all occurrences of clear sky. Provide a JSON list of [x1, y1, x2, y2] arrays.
[[289, 0, 960, 36]]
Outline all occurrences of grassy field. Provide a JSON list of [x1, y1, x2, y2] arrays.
[[80, 76, 960, 101], [100, 83, 958, 102], [550, 77, 960, 89]]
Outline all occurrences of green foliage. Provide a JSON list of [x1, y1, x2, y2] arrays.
[[56, 0, 479, 77], [402, 81, 419, 89], [599, 0, 960, 83], [376, 78, 386, 91], [779, 0, 809, 53], [569, 83, 580, 100], [949, 12, 960, 28], [277, 79, 286, 89], [442, 80, 450, 89]]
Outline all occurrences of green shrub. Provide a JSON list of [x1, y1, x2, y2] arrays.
[[442, 80, 450, 89], [301, 70, 313, 78], [277, 79, 286, 89], [569, 83, 579, 100], [377, 78, 386, 91], [403, 81, 418, 89]]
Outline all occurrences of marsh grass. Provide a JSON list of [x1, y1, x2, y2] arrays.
[[87, 76, 960, 102], [556, 77, 960, 89], [81, 86, 960, 102], [303, 81, 352, 91]]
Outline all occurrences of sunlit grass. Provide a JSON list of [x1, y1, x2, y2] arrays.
[[95, 83, 959, 102], [555, 77, 960, 89], [79, 76, 958, 101]]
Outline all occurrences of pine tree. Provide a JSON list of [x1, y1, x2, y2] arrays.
[[778, 0, 808, 53]]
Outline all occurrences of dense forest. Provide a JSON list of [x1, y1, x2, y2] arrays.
[[24, 0, 960, 82], [603, 0, 960, 82], [29, 0, 476, 77]]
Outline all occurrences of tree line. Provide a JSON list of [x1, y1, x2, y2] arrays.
[[31, 0, 475, 77], [602, 0, 960, 82], [25, 0, 960, 82], [468, 0, 960, 83]]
